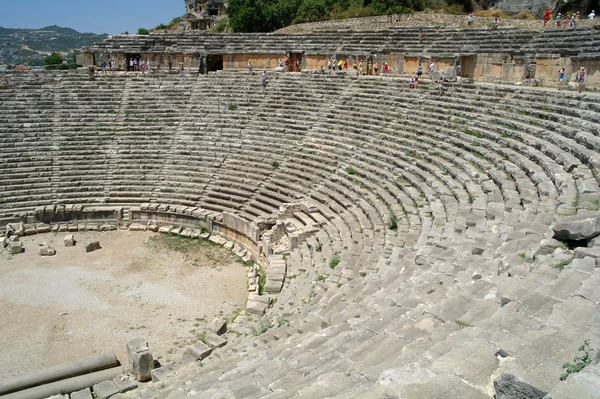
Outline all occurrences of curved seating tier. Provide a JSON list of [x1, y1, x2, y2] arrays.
[[1, 70, 599, 398]]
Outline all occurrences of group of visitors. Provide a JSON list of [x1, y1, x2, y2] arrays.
[[128, 58, 151, 73], [324, 58, 390, 75], [100, 59, 116, 74], [547, 8, 595, 29], [558, 66, 586, 92]]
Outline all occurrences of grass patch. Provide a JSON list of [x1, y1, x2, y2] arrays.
[[554, 256, 574, 271], [258, 264, 267, 295], [464, 129, 484, 139], [228, 103, 238, 111], [253, 317, 271, 336], [388, 208, 398, 231], [329, 252, 341, 269], [272, 161, 280, 169], [572, 191, 580, 208], [560, 340, 595, 381], [455, 319, 473, 328], [316, 274, 325, 281], [345, 167, 356, 175], [315, 242, 323, 252]]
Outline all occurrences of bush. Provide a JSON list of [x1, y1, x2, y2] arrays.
[[345, 167, 356, 175], [138, 28, 150, 35], [515, 11, 536, 19], [476, 9, 510, 18], [213, 18, 230, 32], [560, 340, 595, 381], [388, 208, 398, 230]]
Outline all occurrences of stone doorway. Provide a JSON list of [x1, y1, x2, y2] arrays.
[[125, 53, 142, 71], [288, 52, 303, 72], [206, 55, 223, 72], [459, 55, 476, 79]]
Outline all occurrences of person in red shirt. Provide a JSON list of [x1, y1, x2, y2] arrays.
[[343, 60, 348, 70], [543, 8, 551, 27], [383, 61, 389, 74]]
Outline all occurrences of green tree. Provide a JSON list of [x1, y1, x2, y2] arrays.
[[43, 52, 63, 66], [138, 28, 150, 35]]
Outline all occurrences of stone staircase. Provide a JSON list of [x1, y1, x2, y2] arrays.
[[1, 70, 599, 398]]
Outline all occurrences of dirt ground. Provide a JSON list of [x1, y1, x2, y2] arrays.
[[0, 230, 248, 379]]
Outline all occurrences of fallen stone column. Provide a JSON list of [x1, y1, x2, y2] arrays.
[[0, 366, 122, 399], [0, 353, 119, 396]]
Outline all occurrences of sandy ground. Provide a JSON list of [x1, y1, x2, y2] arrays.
[[0, 230, 248, 379]]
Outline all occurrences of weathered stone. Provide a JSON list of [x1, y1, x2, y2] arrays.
[[126, 338, 154, 382], [205, 333, 227, 349], [208, 318, 228, 335], [92, 380, 119, 399], [23, 224, 37, 235], [39, 245, 56, 256], [70, 387, 93, 399], [10, 241, 23, 254], [574, 246, 600, 259], [553, 214, 600, 241], [64, 234, 76, 247], [99, 224, 116, 231], [189, 341, 213, 360], [493, 374, 546, 399], [85, 240, 101, 252], [36, 223, 51, 233], [112, 374, 138, 393], [129, 223, 147, 232], [158, 225, 173, 234]]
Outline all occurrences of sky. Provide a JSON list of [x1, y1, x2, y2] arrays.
[[0, 0, 184, 35]]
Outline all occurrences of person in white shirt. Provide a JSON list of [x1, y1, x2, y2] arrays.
[[589, 10, 595, 19]]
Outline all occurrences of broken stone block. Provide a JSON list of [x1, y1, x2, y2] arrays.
[[494, 374, 546, 399], [158, 225, 173, 234], [24, 224, 37, 235], [553, 214, 600, 241], [205, 334, 227, 349], [39, 245, 56, 256], [208, 318, 228, 335], [64, 234, 76, 247], [189, 341, 212, 360], [128, 223, 146, 232], [10, 241, 23, 254], [126, 338, 154, 382], [70, 387, 93, 399], [112, 374, 138, 393], [92, 380, 119, 399], [85, 240, 101, 253], [36, 223, 51, 233]]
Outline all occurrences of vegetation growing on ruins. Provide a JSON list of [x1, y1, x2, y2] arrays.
[[138, 28, 150, 35], [345, 167, 356, 175], [560, 340, 595, 381], [43, 52, 78, 70], [388, 208, 398, 230], [315, 242, 323, 252], [227, 0, 430, 32], [329, 252, 341, 269]]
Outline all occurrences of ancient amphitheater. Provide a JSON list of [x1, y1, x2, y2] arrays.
[[2, 20, 600, 399]]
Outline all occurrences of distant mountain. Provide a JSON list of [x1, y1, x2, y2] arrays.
[[0, 25, 107, 66]]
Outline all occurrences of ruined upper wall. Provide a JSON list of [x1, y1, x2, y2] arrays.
[[275, 11, 600, 33]]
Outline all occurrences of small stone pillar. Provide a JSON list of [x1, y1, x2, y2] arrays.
[[64, 234, 76, 247], [126, 338, 154, 382]]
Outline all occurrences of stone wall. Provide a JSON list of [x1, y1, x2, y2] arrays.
[[276, 11, 600, 33]]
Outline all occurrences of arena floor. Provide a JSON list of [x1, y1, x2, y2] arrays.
[[0, 230, 248, 379]]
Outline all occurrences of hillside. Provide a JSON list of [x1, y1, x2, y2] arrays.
[[0, 25, 107, 66]]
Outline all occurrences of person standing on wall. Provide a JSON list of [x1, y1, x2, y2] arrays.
[[578, 67, 585, 93], [543, 8, 551, 27], [248, 61, 252, 75], [558, 67, 565, 90]]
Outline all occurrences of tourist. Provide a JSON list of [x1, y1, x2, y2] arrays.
[[417, 64, 423, 78], [456, 63, 461, 77], [556, 13, 562, 28], [109, 58, 115, 73], [578, 67, 585, 93], [320, 65, 325, 74], [180, 21, 185, 32], [436, 79, 444, 96], [491, 17, 499, 30], [284, 58, 289, 71], [294, 60, 299, 71], [563, 13, 570, 29], [87, 65, 96, 80], [359, 59, 364, 75], [248, 61, 252, 75], [146, 59, 151, 73], [129, 58, 134, 72], [413, 77, 419, 89], [543, 8, 551, 27], [5, 223, 14, 238], [261, 71, 268, 87], [101, 60, 107, 74], [558, 67, 565, 90], [179, 59, 184, 73], [408, 77, 415, 88], [589, 10, 595, 19], [418, 29, 423, 44], [168, 57, 173, 72], [368, 60, 373, 75], [141, 60, 146, 74], [374, 61, 379, 75], [278, 59, 283, 68], [570, 14, 576, 29], [429, 60, 434, 77], [467, 14, 474, 28], [343, 60, 348, 70], [337, 59, 343, 70]]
